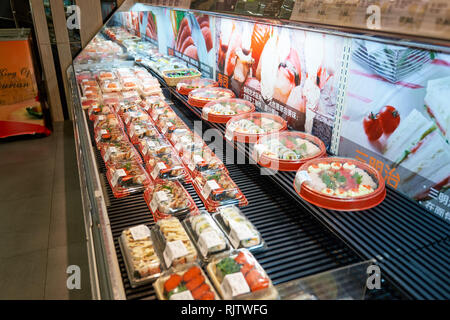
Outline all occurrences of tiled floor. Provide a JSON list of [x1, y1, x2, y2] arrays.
[[0, 121, 91, 300]]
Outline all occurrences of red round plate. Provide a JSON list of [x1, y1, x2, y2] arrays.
[[202, 98, 256, 124], [188, 87, 235, 108], [176, 78, 218, 95]]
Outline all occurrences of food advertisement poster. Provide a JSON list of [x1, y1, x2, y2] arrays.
[[215, 18, 346, 148], [0, 35, 48, 138], [338, 39, 450, 222]]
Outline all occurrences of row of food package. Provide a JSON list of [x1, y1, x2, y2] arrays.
[[119, 206, 275, 300]]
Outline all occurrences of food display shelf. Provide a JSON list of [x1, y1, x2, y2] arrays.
[[143, 66, 450, 299]]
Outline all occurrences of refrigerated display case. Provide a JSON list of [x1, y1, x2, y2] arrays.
[[68, 1, 450, 300]]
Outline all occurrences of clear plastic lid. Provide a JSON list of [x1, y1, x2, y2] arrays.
[[206, 249, 279, 300], [188, 87, 235, 108], [93, 113, 122, 130], [202, 98, 255, 123], [120, 77, 140, 91], [294, 157, 386, 211], [106, 160, 151, 198], [143, 98, 171, 119], [225, 112, 288, 144], [119, 225, 163, 287], [88, 103, 114, 121], [168, 128, 205, 155], [121, 90, 142, 104], [100, 79, 122, 93], [182, 147, 226, 175], [127, 120, 159, 144], [153, 263, 219, 300], [115, 102, 140, 116], [254, 131, 327, 172], [144, 180, 198, 220], [183, 211, 230, 262], [156, 115, 188, 136], [213, 205, 264, 252], [144, 148, 190, 182], [101, 92, 121, 105], [121, 108, 151, 126], [152, 217, 198, 269], [138, 135, 172, 159], [176, 78, 218, 95], [163, 68, 201, 78], [139, 82, 163, 97], [97, 70, 116, 81], [192, 170, 248, 212], [100, 140, 142, 165], [94, 126, 128, 149]]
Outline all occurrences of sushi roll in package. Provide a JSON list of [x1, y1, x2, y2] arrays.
[[106, 160, 151, 198], [183, 211, 231, 263], [138, 134, 172, 159], [144, 147, 191, 182], [212, 205, 265, 252], [119, 224, 164, 287], [94, 126, 128, 150], [206, 249, 279, 300], [88, 103, 114, 121], [127, 120, 160, 145], [181, 146, 227, 175]]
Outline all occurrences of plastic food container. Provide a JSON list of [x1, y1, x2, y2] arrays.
[[127, 120, 159, 144], [192, 170, 248, 212], [139, 82, 163, 97], [145, 100, 172, 121], [118, 225, 163, 287], [225, 113, 287, 144], [253, 131, 327, 172], [97, 70, 116, 81], [121, 78, 140, 91], [152, 217, 198, 269], [106, 160, 151, 198], [88, 103, 114, 121], [162, 68, 201, 87], [202, 98, 255, 124], [93, 113, 122, 130], [94, 126, 128, 149], [293, 157, 386, 211], [176, 78, 218, 95], [144, 180, 198, 221], [115, 102, 140, 116], [153, 263, 219, 300], [156, 116, 188, 136], [206, 249, 279, 300], [144, 148, 190, 182], [212, 205, 264, 252], [183, 211, 231, 263], [138, 135, 172, 159], [181, 147, 226, 175], [100, 141, 142, 165], [188, 87, 235, 108], [122, 109, 151, 126], [102, 92, 121, 105], [121, 90, 142, 104], [100, 79, 121, 93]]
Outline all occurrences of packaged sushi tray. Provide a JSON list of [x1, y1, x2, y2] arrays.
[[253, 131, 326, 172], [144, 147, 191, 182], [202, 98, 255, 124], [188, 87, 235, 108], [122, 108, 152, 126], [120, 77, 140, 91], [294, 157, 386, 211], [192, 170, 248, 212], [154, 263, 219, 300], [76, 70, 92, 82], [106, 160, 151, 198], [142, 98, 171, 120], [118, 224, 164, 287], [144, 180, 198, 221], [94, 126, 128, 149], [127, 120, 159, 144], [156, 115, 189, 136], [121, 90, 142, 104], [115, 102, 140, 116], [100, 79, 122, 93], [211, 205, 264, 252], [100, 141, 142, 165], [206, 249, 279, 300], [97, 70, 116, 81], [93, 113, 123, 131], [138, 135, 172, 159], [152, 217, 198, 269], [182, 211, 231, 263], [176, 78, 218, 95], [88, 103, 114, 121], [102, 92, 121, 105], [139, 81, 163, 97], [181, 146, 226, 175], [225, 112, 287, 144], [168, 128, 205, 155], [162, 68, 201, 87]]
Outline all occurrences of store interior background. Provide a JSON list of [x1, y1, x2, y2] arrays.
[[0, 0, 120, 300]]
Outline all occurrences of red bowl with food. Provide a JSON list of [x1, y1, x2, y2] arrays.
[[202, 98, 255, 124], [293, 157, 386, 211], [225, 112, 287, 144], [176, 78, 218, 96], [253, 131, 327, 172], [188, 87, 235, 108]]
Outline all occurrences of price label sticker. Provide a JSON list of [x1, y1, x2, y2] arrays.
[[129, 225, 151, 241], [151, 162, 167, 179], [163, 240, 188, 268], [201, 180, 220, 199], [111, 168, 126, 187], [169, 290, 194, 300], [150, 190, 169, 212], [198, 230, 223, 257], [221, 273, 250, 298], [104, 147, 117, 162], [229, 221, 255, 248]]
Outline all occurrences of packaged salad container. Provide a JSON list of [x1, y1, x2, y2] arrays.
[[188, 87, 235, 108], [118, 224, 164, 287], [127, 120, 159, 144], [94, 126, 128, 149], [253, 131, 327, 172], [192, 170, 248, 212], [162, 68, 201, 87], [100, 141, 142, 165], [145, 148, 191, 182], [176, 78, 218, 95], [206, 249, 279, 300], [181, 147, 226, 175], [88, 103, 114, 121], [154, 263, 219, 300], [294, 157, 386, 211], [152, 217, 198, 269], [106, 160, 151, 198], [225, 112, 287, 144], [144, 180, 198, 221], [183, 211, 231, 263], [212, 205, 264, 252], [168, 128, 205, 155], [202, 98, 255, 124]]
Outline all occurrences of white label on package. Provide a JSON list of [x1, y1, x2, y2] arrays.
[[221, 273, 250, 298], [129, 225, 151, 241], [149, 191, 167, 213], [229, 221, 255, 248], [163, 240, 188, 268], [201, 180, 220, 199], [151, 162, 167, 179], [111, 169, 126, 187], [169, 290, 194, 300], [104, 147, 117, 162], [198, 230, 223, 257]]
